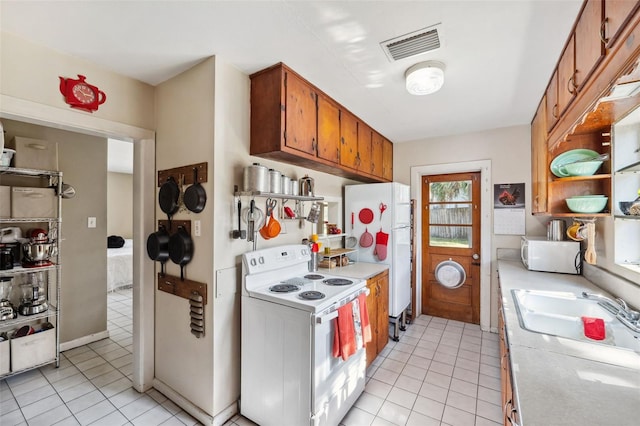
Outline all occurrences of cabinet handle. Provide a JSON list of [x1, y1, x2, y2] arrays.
[[600, 17, 609, 44], [311, 139, 317, 152], [341, 137, 345, 145], [336, 148, 340, 160], [552, 104, 558, 119], [504, 399, 512, 423], [567, 74, 577, 95]]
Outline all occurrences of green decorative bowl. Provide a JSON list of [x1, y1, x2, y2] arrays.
[[566, 196, 608, 213], [559, 160, 603, 177]]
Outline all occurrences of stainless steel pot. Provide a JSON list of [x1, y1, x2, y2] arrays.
[[300, 175, 314, 197], [243, 163, 269, 193], [22, 242, 56, 262], [547, 220, 565, 241]]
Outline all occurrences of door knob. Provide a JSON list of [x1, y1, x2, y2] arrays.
[[472, 253, 480, 260]]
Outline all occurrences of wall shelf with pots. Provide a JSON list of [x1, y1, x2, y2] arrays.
[[234, 190, 324, 202], [0, 166, 62, 378]]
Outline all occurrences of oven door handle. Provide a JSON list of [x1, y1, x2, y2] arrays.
[[316, 310, 339, 324], [315, 288, 370, 324]]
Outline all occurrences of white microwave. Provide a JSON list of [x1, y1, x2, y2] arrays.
[[520, 236, 582, 274]]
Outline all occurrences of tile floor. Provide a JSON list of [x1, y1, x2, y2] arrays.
[[0, 288, 200, 426], [225, 315, 503, 426], [2, 289, 502, 426]]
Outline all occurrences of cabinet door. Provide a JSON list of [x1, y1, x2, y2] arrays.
[[575, 0, 605, 89], [371, 131, 384, 178], [531, 99, 548, 214], [358, 122, 373, 174], [382, 138, 393, 181], [558, 34, 576, 116], [284, 71, 317, 156], [545, 70, 559, 132], [340, 109, 359, 169], [365, 279, 379, 367], [376, 273, 389, 354], [317, 95, 341, 163], [605, 0, 640, 47]]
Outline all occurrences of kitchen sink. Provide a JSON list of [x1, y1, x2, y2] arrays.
[[511, 289, 640, 352]]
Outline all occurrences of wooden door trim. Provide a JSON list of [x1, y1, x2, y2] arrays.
[[410, 160, 492, 331]]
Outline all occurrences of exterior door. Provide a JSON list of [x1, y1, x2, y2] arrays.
[[421, 172, 481, 324]]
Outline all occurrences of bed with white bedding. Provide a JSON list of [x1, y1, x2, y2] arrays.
[[107, 238, 133, 292]]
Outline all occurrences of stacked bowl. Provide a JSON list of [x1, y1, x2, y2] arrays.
[[566, 195, 608, 213], [551, 149, 603, 178]]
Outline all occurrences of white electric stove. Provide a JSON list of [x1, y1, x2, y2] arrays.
[[241, 244, 367, 426]]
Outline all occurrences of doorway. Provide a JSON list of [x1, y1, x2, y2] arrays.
[[421, 172, 481, 323], [410, 160, 491, 331], [1, 96, 156, 391]]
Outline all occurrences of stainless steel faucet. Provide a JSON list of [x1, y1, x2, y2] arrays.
[[582, 292, 640, 332]]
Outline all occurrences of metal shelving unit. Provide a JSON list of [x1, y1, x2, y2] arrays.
[[0, 166, 62, 378]]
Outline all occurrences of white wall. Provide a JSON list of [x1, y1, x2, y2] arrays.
[[394, 125, 548, 328], [1, 32, 155, 130], [107, 172, 133, 238]]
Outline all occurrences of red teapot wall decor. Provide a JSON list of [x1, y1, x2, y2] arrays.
[[59, 74, 106, 112]]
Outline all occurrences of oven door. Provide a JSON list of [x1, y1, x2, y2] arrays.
[[311, 293, 367, 426]]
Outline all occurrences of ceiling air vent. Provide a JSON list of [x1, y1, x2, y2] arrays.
[[380, 24, 443, 62]]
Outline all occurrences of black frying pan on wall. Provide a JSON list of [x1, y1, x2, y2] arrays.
[[146, 225, 169, 276], [184, 167, 206, 213], [159, 176, 180, 224], [169, 225, 193, 280]]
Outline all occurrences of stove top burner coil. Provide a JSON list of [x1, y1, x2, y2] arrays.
[[323, 278, 354, 286], [269, 284, 300, 293], [299, 291, 325, 300], [304, 274, 325, 280], [282, 277, 312, 287]]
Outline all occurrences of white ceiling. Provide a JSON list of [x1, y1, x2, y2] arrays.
[[0, 0, 583, 143]]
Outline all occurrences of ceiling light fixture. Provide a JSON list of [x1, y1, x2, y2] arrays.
[[405, 61, 445, 95]]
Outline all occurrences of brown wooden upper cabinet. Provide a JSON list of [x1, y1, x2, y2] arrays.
[[603, 0, 640, 48], [530, 0, 640, 216], [340, 109, 359, 170], [382, 138, 393, 181], [317, 94, 341, 164], [340, 112, 374, 174], [371, 131, 384, 177], [545, 71, 559, 132], [531, 98, 548, 214], [284, 71, 318, 156], [250, 62, 393, 183], [358, 122, 373, 174], [551, 0, 606, 128]]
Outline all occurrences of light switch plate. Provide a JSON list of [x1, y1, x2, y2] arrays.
[[194, 220, 201, 237], [88, 217, 96, 228]]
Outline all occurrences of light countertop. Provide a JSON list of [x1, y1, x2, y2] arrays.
[[497, 260, 640, 426], [319, 262, 388, 280]]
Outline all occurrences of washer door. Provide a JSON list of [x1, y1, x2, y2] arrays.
[[434, 260, 466, 289]]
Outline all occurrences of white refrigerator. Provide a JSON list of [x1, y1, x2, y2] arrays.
[[345, 182, 411, 321]]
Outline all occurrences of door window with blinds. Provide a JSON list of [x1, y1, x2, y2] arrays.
[[428, 179, 473, 248]]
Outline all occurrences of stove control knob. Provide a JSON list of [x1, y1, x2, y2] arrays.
[[258, 256, 265, 264], [250, 258, 257, 266]]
